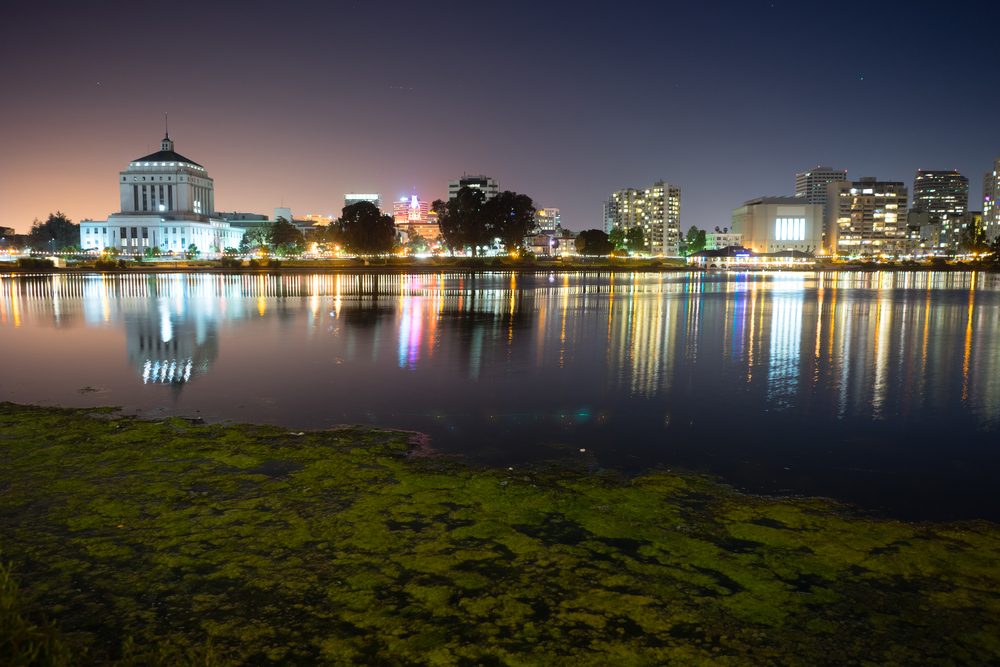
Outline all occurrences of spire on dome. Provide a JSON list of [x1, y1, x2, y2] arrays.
[[160, 114, 173, 151]]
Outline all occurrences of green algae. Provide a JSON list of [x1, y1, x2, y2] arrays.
[[1, 403, 999, 665]]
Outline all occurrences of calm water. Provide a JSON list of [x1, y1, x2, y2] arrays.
[[2, 271, 999, 521]]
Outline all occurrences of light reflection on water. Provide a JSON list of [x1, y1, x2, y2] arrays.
[[2, 270, 1000, 520]]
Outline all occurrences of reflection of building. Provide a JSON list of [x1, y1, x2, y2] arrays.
[[605, 181, 682, 255], [827, 177, 909, 256], [79, 132, 244, 254], [731, 197, 823, 254], [448, 175, 499, 201], [983, 158, 1000, 243], [911, 169, 968, 250], [345, 194, 381, 210], [125, 302, 219, 386], [393, 195, 441, 241]]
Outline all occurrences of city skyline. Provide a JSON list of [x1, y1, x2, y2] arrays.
[[2, 1, 998, 234]]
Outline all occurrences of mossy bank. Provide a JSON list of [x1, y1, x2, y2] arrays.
[[1, 403, 998, 665]]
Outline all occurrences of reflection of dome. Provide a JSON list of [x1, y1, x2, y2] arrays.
[[125, 303, 218, 386]]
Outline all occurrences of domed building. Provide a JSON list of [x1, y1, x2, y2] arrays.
[[80, 132, 244, 254]]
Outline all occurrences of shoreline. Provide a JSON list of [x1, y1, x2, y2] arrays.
[[2, 261, 999, 275], [1, 402, 998, 663]]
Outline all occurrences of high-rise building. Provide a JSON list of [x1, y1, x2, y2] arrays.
[[535, 208, 561, 233], [984, 159, 1000, 243], [605, 182, 682, 255], [911, 169, 968, 249], [393, 195, 440, 241], [448, 175, 499, 201], [827, 177, 908, 255], [344, 193, 381, 210], [795, 166, 847, 245], [731, 197, 823, 254]]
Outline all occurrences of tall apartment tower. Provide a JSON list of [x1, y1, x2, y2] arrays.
[[826, 177, 908, 256], [795, 166, 847, 248], [605, 181, 682, 255], [448, 175, 499, 201], [911, 169, 968, 249], [984, 159, 1000, 243]]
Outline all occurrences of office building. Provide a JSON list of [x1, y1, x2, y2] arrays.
[[705, 229, 743, 250], [731, 197, 823, 254], [826, 177, 908, 255], [79, 132, 244, 254], [393, 195, 440, 241], [795, 166, 847, 245], [535, 208, 561, 233], [605, 181, 682, 255], [448, 175, 499, 201], [911, 169, 968, 249], [345, 193, 381, 210], [985, 159, 1000, 243]]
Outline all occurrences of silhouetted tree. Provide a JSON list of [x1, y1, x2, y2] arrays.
[[683, 226, 706, 255], [433, 187, 490, 256], [338, 202, 396, 254], [484, 191, 536, 252], [29, 212, 78, 252], [575, 229, 614, 256], [959, 218, 989, 254], [625, 227, 646, 253], [609, 227, 627, 251], [270, 217, 305, 253]]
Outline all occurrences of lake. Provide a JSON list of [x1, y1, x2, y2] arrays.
[[2, 270, 999, 521]]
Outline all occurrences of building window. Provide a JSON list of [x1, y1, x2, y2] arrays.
[[131, 227, 138, 239]]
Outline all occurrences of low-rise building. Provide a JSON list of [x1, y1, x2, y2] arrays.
[[731, 197, 823, 254], [705, 229, 742, 250], [80, 132, 244, 255]]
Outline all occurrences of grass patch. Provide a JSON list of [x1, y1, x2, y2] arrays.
[[1, 402, 998, 664]]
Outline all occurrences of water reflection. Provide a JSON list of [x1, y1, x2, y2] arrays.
[[2, 271, 1000, 519]]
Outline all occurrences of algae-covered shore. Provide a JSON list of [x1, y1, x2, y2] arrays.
[[1, 403, 999, 665]]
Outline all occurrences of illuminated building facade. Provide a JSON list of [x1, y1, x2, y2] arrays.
[[730, 197, 822, 254], [911, 169, 968, 249], [827, 177, 908, 255], [795, 165, 847, 245], [393, 195, 441, 241], [79, 132, 244, 254], [605, 181, 682, 255], [704, 230, 743, 250], [535, 208, 561, 233], [344, 193, 381, 210], [984, 159, 1000, 243], [448, 175, 499, 201]]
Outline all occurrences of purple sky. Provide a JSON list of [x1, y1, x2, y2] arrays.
[[2, 0, 998, 233]]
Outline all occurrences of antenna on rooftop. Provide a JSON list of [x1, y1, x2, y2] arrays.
[[164, 113, 169, 138]]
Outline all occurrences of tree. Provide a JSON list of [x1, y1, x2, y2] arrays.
[[575, 229, 614, 256], [239, 226, 271, 254], [433, 187, 489, 256], [186, 243, 199, 259], [405, 232, 430, 255], [625, 227, 646, 253], [959, 219, 989, 254], [609, 227, 627, 251], [29, 212, 79, 252], [684, 226, 706, 255], [484, 191, 536, 253], [269, 217, 305, 254], [337, 202, 396, 255]]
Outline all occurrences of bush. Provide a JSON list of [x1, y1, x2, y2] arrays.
[[248, 259, 261, 269], [219, 257, 242, 269], [16, 257, 55, 270]]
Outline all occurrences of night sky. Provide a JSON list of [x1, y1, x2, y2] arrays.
[[2, 0, 998, 233]]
